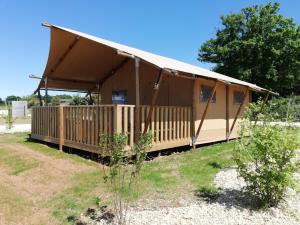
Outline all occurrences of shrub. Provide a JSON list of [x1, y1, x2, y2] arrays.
[[5, 106, 14, 130], [234, 101, 300, 207], [99, 132, 152, 225]]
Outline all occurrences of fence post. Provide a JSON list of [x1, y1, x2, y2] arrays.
[[59, 106, 64, 151], [113, 105, 122, 133]]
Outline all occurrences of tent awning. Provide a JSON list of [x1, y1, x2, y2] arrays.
[[35, 23, 277, 95]]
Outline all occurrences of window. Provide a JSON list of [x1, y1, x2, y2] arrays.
[[234, 91, 244, 104], [200, 85, 216, 103], [112, 90, 128, 104]]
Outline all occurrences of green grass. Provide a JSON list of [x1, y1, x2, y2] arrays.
[[0, 133, 98, 167], [0, 147, 39, 175], [0, 133, 237, 224], [46, 171, 104, 224], [0, 184, 32, 223], [140, 141, 235, 192]]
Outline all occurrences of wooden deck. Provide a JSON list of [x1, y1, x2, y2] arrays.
[[31, 105, 192, 155]]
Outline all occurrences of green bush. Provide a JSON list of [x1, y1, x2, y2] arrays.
[[234, 104, 300, 207], [99, 132, 152, 224], [5, 106, 14, 130], [265, 95, 300, 122]]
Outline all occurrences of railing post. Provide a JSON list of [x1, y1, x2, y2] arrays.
[[114, 105, 122, 133], [59, 106, 64, 151]]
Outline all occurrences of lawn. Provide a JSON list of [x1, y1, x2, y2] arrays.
[[0, 133, 236, 224]]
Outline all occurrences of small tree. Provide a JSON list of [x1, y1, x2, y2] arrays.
[[51, 96, 61, 106], [70, 95, 89, 105], [234, 100, 300, 207], [99, 132, 152, 225], [5, 105, 14, 130]]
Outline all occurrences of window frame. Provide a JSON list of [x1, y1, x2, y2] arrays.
[[233, 90, 244, 105], [112, 90, 128, 104], [200, 85, 216, 103]]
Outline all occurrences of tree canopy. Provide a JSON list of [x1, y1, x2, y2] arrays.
[[198, 3, 300, 96], [5, 95, 21, 104]]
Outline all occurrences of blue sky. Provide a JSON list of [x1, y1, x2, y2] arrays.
[[0, 0, 299, 99]]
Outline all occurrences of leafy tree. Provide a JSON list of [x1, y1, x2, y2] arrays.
[[0, 97, 5, 105], [51, 96, 60, 106], [5, 95, 21, 104], [56, 94, 72, 100], [69, 95, 95, 105], [198, 3, 300, 96], [21, 95, 40, 108], [70, 95, 89, 105]]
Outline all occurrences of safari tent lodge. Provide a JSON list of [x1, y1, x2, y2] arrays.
[[30, 24, 274, 155]]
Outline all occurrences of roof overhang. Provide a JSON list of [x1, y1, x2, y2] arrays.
[[34, 23, 278, 96]]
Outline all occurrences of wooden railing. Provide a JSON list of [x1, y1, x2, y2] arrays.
[[31, 105, 192, 154], [31, 106, 59, 139], [139, 106, 191, 149]]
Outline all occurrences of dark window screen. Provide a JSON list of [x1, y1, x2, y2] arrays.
[[234, 91, 244, 104], [200, 85, 216, 103], [112, 90, 128, 104]]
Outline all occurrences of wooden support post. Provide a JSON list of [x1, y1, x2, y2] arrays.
[[226, 85, 230, 141], [192, 80, 197, 149], [143, 69, 164, 134], [59, 106, 64, 151], [44, 77, 48, 106], [37, 89, 43, 106], [194, 81, 218, 144], [254, 92, 270, 126], [88, 92, 93, 105], [113, 105, 122, 133], [96, 84, 100, 105], [228, 87, 249, 138], [134, 57, 140, 142]]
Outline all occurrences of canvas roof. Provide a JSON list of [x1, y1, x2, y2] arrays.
[[35, 24, 276, 95]]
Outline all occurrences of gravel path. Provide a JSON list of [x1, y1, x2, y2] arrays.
[[0, 124, 31, 133], [79, 165, 300, 225]]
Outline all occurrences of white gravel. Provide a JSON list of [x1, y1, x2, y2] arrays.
[[0, 124, 31, 133], [80, 149, 300, 225], [79, 167, 300, 225], [123, 168, 300, 225]]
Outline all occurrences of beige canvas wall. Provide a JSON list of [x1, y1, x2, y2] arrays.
[[101, 61, 193, 106], [100, 60, 250, 145], [193, 79, 249, 144]]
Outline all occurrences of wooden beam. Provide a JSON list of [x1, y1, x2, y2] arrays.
[[86, 58, 130, 94], [44, 77, 48, 106], [47, 77, 98, 85], [59, 106, 64, 151], [228, 87, 249, 138], [50, 37, 80, 75], [98, 58, 129, 88], [143, 69, 164, 134], [192, 80, 197, 149], [134, 57, 140, 142], [254, 92, 270, 126], [37, 89, 43, 106], [96, 84, 100, 105], [194, 81, 218, 144], [34, 36, 80, 94], [226, 85, 229, 141]]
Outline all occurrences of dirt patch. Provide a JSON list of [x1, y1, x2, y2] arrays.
[[0, 143, 99, 225]]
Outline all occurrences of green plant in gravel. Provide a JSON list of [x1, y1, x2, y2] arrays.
[[4, 105, 14, 129], [99, 132, 152, 225], [234, 101, 300, 207]]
